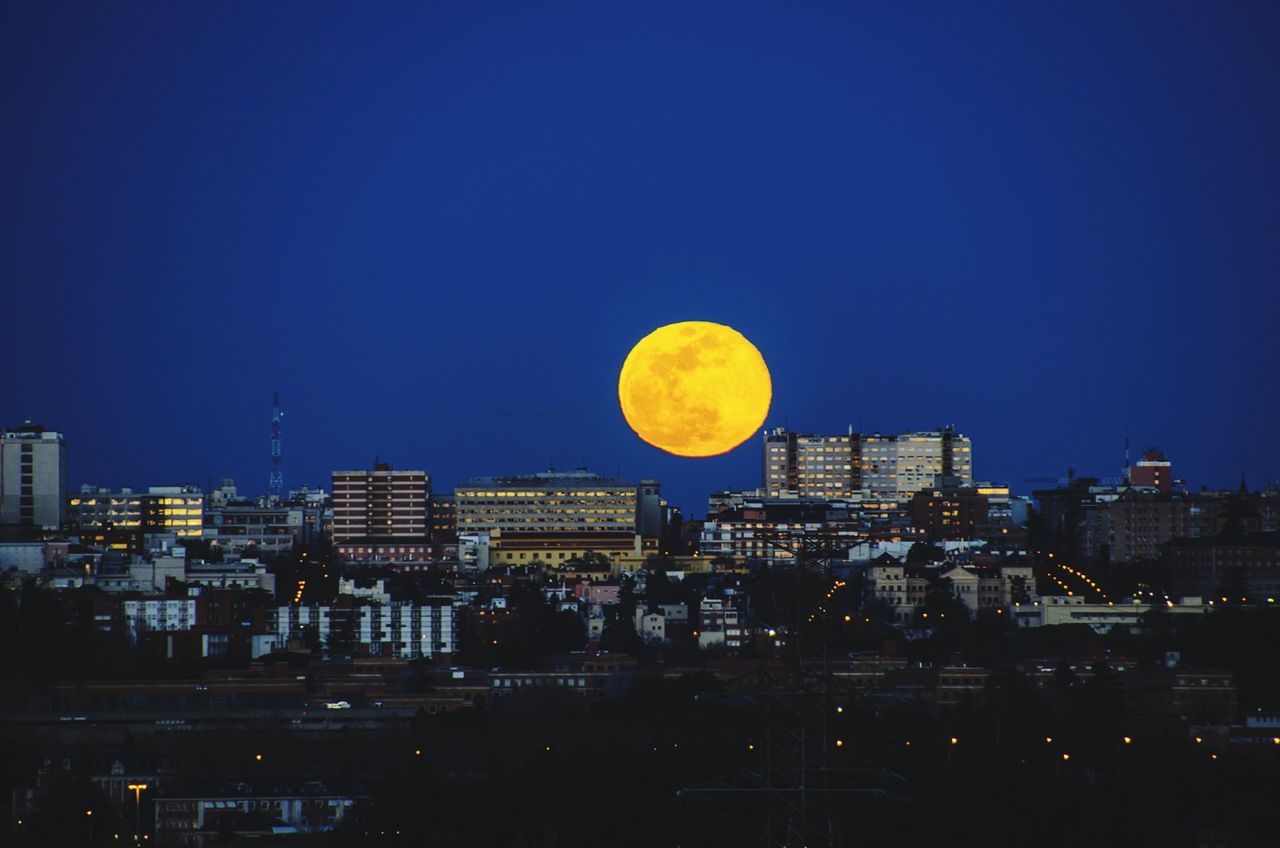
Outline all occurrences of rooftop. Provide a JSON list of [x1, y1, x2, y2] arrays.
[[459, 468, 637, 488]]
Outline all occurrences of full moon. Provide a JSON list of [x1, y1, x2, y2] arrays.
[[618, 321, 772, 457]]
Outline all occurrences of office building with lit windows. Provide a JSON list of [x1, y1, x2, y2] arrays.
[[0, 422, 66, 532], [454, 470, 662, 567], [71, 484, 205, 551], [764, 426, 972, 502]]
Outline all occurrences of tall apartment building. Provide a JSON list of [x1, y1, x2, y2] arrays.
[[764, 426, 972, 501], [330, 464, 430, 545], [1, 423, 66, 531], [895, 429, 972, 496], [763, 428, 859, 499]]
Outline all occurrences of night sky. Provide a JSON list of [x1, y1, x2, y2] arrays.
[[3, 1, 1278, 516]]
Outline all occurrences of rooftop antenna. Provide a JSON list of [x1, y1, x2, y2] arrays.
[[269, 391, 284, 502]]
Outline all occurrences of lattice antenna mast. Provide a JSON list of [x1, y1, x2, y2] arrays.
[[269, 391, 284, 502]]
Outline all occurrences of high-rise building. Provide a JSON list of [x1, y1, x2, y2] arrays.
[[330, 464, 430, 545], [1, 422, 66, 532], [894, 429, 972, 498], [764, 426, 972, 501], [763, 428, 859, 499]]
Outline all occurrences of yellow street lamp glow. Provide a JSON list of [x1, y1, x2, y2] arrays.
[[618, 321, 771, 457]]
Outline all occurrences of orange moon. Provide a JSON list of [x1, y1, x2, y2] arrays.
[[618, 321, 772, 457]]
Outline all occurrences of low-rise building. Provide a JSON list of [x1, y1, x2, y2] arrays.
[[122, 598, 199, 643], [184, 560, 275, 593], [154, 782, 359, 844], [865, 560, 1037, 623], [700, 498, 864, 565], [1021, 595, 1211, 633], [270, 600, 459, 659], [698, 598, 745, 649], [203, 496, 318, 559]]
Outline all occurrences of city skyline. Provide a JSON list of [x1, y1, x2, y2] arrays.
[[12, 404, 1272, 514], [4, 2, 1278, 516]]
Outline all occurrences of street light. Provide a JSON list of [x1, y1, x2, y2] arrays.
[[127, 784, 149, 839]]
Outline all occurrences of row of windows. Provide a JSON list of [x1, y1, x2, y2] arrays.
[[458, 490, 633, 498]]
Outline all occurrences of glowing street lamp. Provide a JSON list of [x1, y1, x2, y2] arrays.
[[127, 784, 149, 838]]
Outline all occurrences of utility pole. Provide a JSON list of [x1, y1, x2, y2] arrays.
[[679, 530, 892, 847]]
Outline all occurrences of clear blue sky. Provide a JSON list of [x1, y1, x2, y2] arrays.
[[3, 1, 1277, 516]]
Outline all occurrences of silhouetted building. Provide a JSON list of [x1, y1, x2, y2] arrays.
[[428, 493, 456, 543], [1080, 490, 1223, 564], [1167, 533, 1280, 599]]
